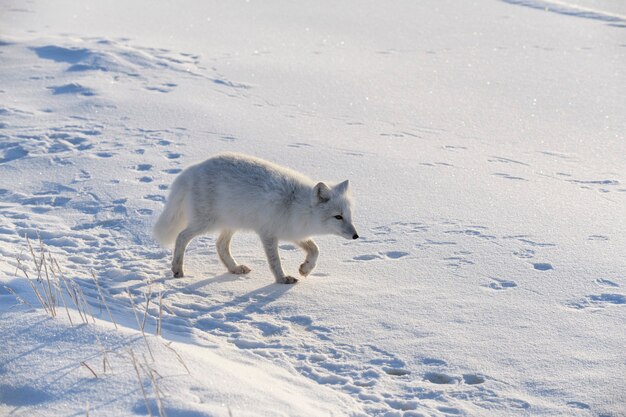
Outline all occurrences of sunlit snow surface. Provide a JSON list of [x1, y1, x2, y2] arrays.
[[1, 1, 625, 416]]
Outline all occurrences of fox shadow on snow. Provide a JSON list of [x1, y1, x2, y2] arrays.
[[172, 272, 295, 324]]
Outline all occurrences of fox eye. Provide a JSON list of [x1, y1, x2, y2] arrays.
[[334, 215, 343, 220]]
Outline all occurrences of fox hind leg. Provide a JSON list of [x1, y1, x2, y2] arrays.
[[172, 224, 210, 278], [297, 239, 319, 277], [217, 229, 251, 275]]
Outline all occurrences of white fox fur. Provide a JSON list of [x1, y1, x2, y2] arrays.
[[154, 153, 358, 284]]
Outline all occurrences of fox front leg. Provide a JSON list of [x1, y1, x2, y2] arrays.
[[260, 234, 297, 284], [297, 239, 319, 277]]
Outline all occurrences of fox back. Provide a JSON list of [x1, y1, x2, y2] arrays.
[[155, 153, 357, 243]]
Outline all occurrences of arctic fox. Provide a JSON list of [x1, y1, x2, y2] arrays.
[[154, 153, 358, 284]]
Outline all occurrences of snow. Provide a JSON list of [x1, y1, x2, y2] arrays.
[[1, 0, 625, 416]]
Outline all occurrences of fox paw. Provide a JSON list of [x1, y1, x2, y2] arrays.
[[230, 264, 251, 275], [172, 268, 184, 278], [278, 276, 298, 284], [299, 261, 315, 277]]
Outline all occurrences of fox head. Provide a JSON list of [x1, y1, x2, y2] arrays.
[[311, 180, 359, 240]]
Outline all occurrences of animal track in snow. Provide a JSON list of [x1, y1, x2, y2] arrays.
[[487, 155, 530, 166], [423, 372, 485, 385], [145, 83, 177, 93], [567, 293, 626, 310], [493, 172, 527, 181], [513, 248, 535, 259], [0, 145, 28, 164], [162, 168, 182, 174], [382, 367, 411, 377], [352, 254, 382, 261], [485, 278, 517, 291], [95, 152, 115, 158], [424, 372, 460, 384], [420, 357, 447, 366], [595, 278, 619, 288], [351, 251, 410, 262], [143, 194, 165, 202], [420, 161, 455, 168], [462, 374, 486, 385], [443, 145, 467, 151], [287, 142, 313, 148], [504, 235, 556, 248], [566, 401, 591, 410], [444, 228, 496, 241], [47, 83, 95, 96], [165, 152, 182, 159], [135, 164, 152, 171], [567, 178, 621, 194], [533, 262, 553, 271], [443, 251, 474, 268], [383, 251, 409, 259]]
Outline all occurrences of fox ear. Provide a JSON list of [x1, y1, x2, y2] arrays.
[[334, 180, 350, 195], [313, 182, 331, 204]]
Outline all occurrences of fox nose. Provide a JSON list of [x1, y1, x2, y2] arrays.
[[352, 234, 359, 239]]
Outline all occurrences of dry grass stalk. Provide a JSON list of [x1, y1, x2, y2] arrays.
[[48, 253, 74, 325], [17, 257, 50, 315], [141, 286, 152, 332], [41, 253, 57, 317], [162, 341, 190, 375], [81, 361, 98, 378], [25, 235, 42, 277], [127, 288, 154, 362], [3, 285, 35, 309], [155, 292, 163, 337], [75, 282, 96, 324], [94, 332, 111, 373], [141, 361, 167, 417], [17, 235, 95, 325], [66, 279, 87, 323], [129, 349, 153, 417], [91, 271, 118, 329]]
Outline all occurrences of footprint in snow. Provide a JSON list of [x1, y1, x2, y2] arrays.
[[423, 372, 485, 385], [145, 83, 177, 93], [420, 357, 448, 366], [533, 262, 553, 271], [352, 254, 382, 261], [424, 372, 460, 384], [383, 367, 411, 377], [513, 248, 535, 259], [0, 146, 28, 164], [595, 278, 619, 288], [143, 194, 165, 202], [135, 164, 153, 171], [383, 251, 409, 259], [95, 152, 114, 158], [47, 83, 95, 96], [567, 293, 626, 310], [566, 401, 591, 410], [351, 251, 409, 261], [462, 374, 486, 385], [493, 172, 527, 181], [485, 278, 517, 291]]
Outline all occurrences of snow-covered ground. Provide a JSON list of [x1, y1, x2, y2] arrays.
[[1, 1, 624, 416]]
